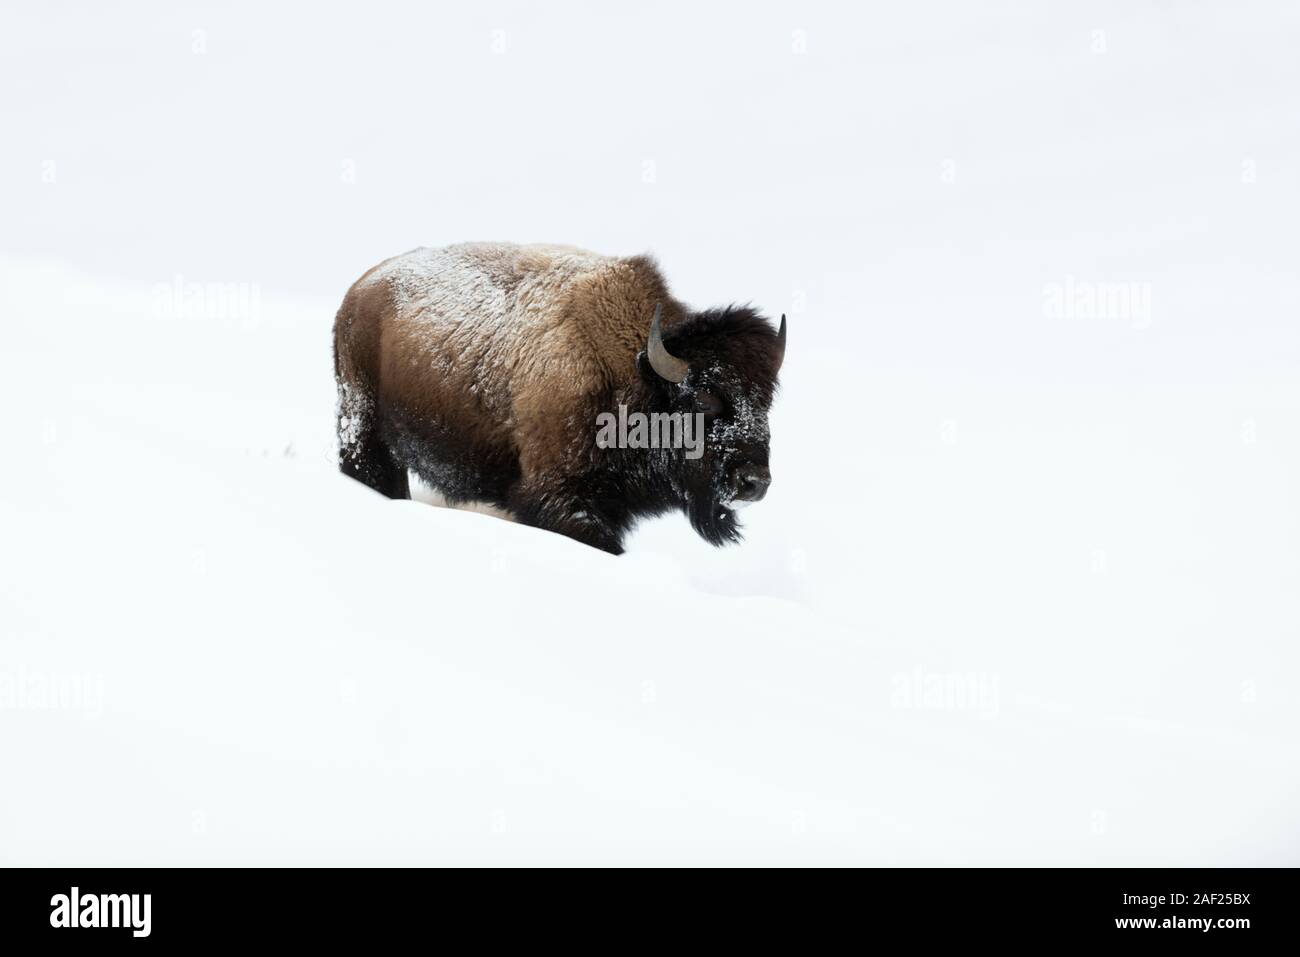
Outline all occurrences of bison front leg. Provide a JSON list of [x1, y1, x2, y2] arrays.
[[508, 480, 627, 555]]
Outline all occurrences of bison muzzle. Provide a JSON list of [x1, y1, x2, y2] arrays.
[[333, 243, 785, 554]]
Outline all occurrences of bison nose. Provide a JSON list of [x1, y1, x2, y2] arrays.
[[732, 464, 771, 502]]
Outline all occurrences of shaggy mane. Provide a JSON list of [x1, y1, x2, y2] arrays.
[[666, 304, 785, 388]]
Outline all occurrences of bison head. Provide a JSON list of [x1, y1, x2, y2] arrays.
[[635, 303, 786, 545]]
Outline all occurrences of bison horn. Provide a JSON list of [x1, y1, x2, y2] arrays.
[[776, 313, 787, 370], [646, 303, 689, 383]]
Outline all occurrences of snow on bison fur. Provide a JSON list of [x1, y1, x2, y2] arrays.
[[333, 242, 785, 554]]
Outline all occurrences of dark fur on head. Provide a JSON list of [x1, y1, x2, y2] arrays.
[[626, 305, 784, 546]]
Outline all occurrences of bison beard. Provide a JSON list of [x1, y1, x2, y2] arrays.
[[332, 243, 784, 554]]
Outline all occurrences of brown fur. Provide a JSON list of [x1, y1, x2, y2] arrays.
[[335, 243, 681, 485]]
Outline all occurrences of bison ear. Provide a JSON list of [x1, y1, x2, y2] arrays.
[[645, 303, 690, 382], [636, 350, 667, 389]]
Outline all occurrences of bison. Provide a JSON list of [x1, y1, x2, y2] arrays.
[[333, 243, 785, 554]]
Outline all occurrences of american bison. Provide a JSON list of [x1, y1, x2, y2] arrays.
[[333, 243, 785, 554]]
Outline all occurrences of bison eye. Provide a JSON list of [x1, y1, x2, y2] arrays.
[[694, 391, 724, 417]]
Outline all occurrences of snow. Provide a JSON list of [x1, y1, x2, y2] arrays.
[[334, 380, 371, 462], [2, 1, 1299, 865], [3, 254, 1295, 865]]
